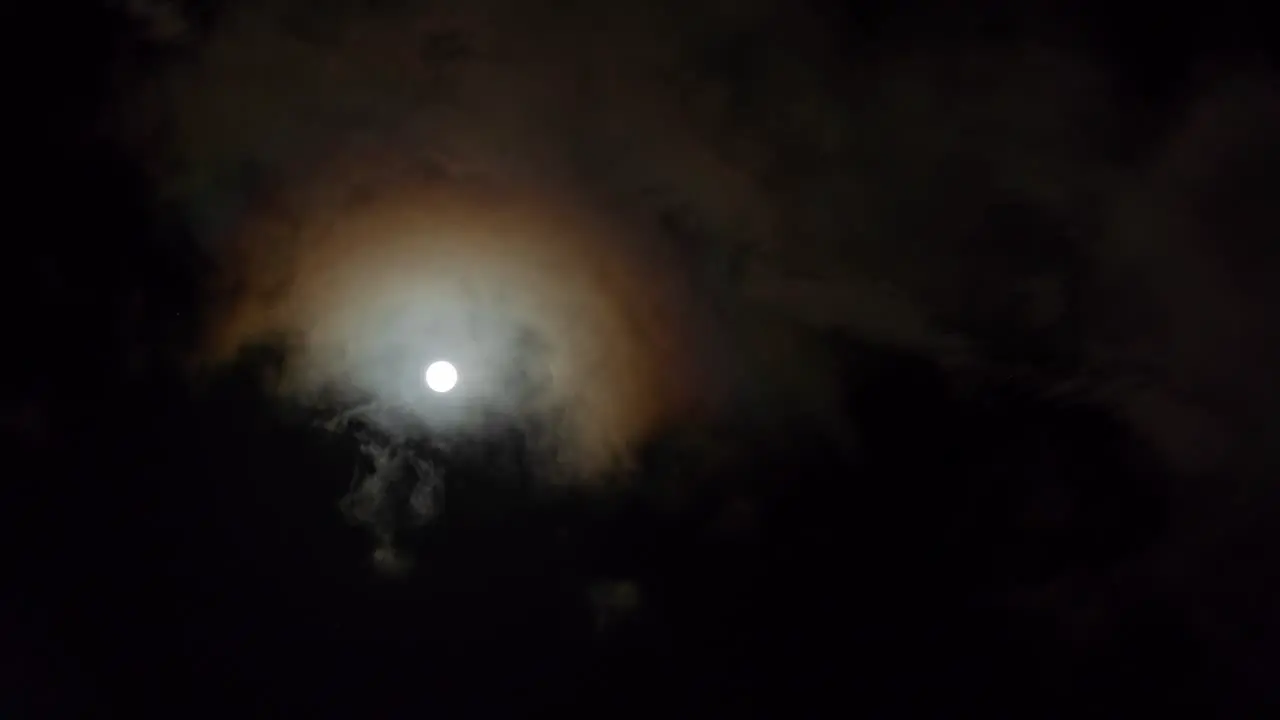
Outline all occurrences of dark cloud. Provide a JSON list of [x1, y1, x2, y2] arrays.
[[112, 0, 1280, 495]]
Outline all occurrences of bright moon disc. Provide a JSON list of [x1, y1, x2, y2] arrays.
[[425, 360, 458, 393]]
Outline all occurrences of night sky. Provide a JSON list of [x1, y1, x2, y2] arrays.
[[8, 0, 1280, 715]]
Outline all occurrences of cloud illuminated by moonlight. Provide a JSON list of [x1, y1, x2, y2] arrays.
[[198, 170, 716, 477]]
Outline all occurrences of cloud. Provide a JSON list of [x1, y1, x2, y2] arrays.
[[115, 0, 860, 477], [113, 0, 1280, 489]]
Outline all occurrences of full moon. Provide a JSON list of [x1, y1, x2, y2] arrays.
[[425, 360, 458, 393]]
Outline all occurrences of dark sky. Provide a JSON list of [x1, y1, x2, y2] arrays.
[[9, 0, 1280, 715]]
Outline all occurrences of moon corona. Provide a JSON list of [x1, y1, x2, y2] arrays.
[[200, 178, 707, 477]]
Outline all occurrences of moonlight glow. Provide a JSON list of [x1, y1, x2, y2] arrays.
[[425, 360, 458, 393]]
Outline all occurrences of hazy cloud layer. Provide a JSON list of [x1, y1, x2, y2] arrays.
[[115, 0, 1280, 486]]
